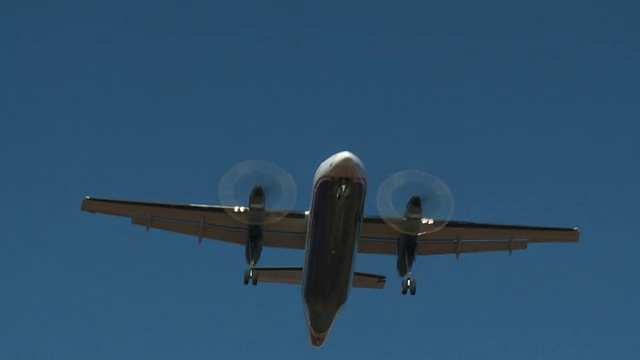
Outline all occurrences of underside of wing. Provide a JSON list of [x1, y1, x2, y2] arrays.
[[359, 216, 579, 258], [81, 197, 307, 249]]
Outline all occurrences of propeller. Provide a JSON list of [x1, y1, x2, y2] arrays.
[[376, 170, 454, 236], [218, 160, 297, 226]]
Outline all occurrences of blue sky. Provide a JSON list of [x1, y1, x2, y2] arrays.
[[2, 0, 639, 358]]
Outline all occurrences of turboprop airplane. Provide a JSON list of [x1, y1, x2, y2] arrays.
[[80, 151, 579, 347]]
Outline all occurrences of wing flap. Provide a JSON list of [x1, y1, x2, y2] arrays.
[[82, 197, 308, 234], [131, 217, 245, 245], [360, 217, 579, 243], [357, 239, 528, 255], [130, 217, 306, 249], [417, 240, 528, 255], [431, 221, 579, 242], [83, 197, 244, 229], [82, 197, 308, 249], [358, 216, 577, 257]]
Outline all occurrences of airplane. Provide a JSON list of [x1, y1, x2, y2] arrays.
[[80, 151, 580, 347]]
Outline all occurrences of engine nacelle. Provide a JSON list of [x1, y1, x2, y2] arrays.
[[397, 233, 417, 276], [245, 186, 266, 266], [396, 196, 421, 276], [245, 224, 264, 266]]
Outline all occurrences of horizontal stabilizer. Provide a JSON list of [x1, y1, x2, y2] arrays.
[[252, 267, 385, 289], [252, 267, 302, 285], [353, 272, 386, 289]]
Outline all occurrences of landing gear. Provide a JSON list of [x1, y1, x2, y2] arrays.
[[243, 268, 259, 286], [401, 271, 417, 296], [336, 179, 350, 199]]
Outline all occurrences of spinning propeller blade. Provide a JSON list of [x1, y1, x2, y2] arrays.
[[218, 160, 297, 225], [376, 170, 454, 236]]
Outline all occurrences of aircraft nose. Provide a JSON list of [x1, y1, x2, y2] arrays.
[[329, 152, 366, 179], [335, 155, 357, 168]]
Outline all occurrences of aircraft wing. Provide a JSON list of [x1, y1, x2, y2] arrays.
[[81, 197, 579, 258], [358, 217, 579, 258], [80, 197, 307, 249]]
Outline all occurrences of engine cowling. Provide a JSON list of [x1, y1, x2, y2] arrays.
[[245, 224, 263, 266], [396, 196, 421, 276]]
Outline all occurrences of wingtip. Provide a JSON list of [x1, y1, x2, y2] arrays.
[[81, 196, 94, 212]]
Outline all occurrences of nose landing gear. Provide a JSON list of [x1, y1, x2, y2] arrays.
[[336, 180, 350, 199]]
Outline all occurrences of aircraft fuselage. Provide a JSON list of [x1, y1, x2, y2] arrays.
[[301, 151, 367, 347]]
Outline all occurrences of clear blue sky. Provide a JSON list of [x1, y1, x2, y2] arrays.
[[2, 0, 639, 358]]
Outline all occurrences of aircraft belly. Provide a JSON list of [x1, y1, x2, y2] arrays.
[[302, 179, 365, 335]]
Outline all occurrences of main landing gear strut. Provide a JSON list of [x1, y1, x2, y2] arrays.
[[401, 272, 417, 296], [400, 244, 417, 296]]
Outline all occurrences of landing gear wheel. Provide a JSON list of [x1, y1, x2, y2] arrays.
[[243, 270, 250, 285], [251, 271, 259, 286], [409, 278, 417, 296], [401, 278, 408, 295]]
